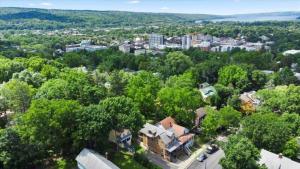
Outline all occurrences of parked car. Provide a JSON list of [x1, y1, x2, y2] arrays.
[[206, 144, 219, 154], [197, 153, 207, 162]]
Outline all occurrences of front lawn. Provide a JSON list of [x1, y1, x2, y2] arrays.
[[112, 151, 147, 169]]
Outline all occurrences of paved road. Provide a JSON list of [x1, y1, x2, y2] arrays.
[[187, 150, 224, 169]]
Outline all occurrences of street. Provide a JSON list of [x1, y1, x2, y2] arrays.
[[187, 150, 225, 169]]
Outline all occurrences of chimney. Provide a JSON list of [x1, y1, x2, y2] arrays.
[[278, 153, 283, 159]]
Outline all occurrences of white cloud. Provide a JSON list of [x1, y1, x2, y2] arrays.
[[28, 3, 36, 7], [160, 7, 170, 11], [40, 2, 53, 7], [128, 0, 141, 4]]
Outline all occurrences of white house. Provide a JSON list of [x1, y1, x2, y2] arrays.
[[259, 149, 300, 169], [108, 129, 132, 150], [199, 83, 217, 102], [76, 148, 120, 169]]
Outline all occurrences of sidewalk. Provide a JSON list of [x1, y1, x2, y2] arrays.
[[179, 144, 208, 169]]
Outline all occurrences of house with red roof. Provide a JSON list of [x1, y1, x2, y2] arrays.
[[139, 117, 194, 162]]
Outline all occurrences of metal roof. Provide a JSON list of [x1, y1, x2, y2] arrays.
[[259, 149, 300, 169], [76, 148, 120, 169], [139, 123, 164, 137]]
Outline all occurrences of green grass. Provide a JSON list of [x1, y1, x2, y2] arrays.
[[112, 151, 147, 169]]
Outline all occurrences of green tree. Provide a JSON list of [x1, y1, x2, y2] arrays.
[[251, 70, 268, 90], [201, 108, 220, 139], [218, 65, 250, 91], [219, 106, 242, 129], [40, 64, 60, 80], [241, 113, 292, 153], [0, 58, 24, 83], [257, 85, 300, 114], [21, 99, 81, 156], [202, 106, 241, 138], [221, 135, 264, 169], [165, 71, 196, 88], [0, 128, 44, 169], [37, 69, 107, 105], [227, 94, 241, 111], [74, 104, 112, 150], [157, 87, 202, 127], [59, 69, 101, 104], [126, 71, 161, 118], [12, 69, 45, 88], [26, 57, 47, 72], [213, 84, 235, 108], [282, 138, 300, 159], [281, 113, 300, 136], [164, 51, 193, 76], [274, 67, 298, 86], [35, 79, 69, 100], [107, 70, 131, 96], [99, 96, 144, 133], [285, 85, 300, 114], [0, 79, 34, 113]]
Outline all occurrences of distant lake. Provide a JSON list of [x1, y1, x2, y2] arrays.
[[209, 15, 299, 22]]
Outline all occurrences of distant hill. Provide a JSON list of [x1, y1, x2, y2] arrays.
[[0, 11, 67, 21], [0, 7, 222, 30], [0, 7, 299, 30]]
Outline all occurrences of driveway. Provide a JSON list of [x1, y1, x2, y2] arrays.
[[144, 145, 208, 169], [187, 150, 225, 169]]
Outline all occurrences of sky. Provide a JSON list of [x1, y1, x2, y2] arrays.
[[0, 0, 300, 15]]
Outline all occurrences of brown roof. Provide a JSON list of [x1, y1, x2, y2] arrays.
[[240, 94, 252, 103], [196, 107, 206, 119], [172, 124, 186, 137], [160, 116, 176, 129], [159, 117, 188, 138], [179, 134, 195, 144]]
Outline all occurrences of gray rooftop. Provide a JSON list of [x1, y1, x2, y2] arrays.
[[139, 123, 164, 137], [199, 85, 217, 99], [259, 149, 300, 169], [76, 148, 120, 169]]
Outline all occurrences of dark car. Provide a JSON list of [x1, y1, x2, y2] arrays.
[[196, 153, 207, 162], [206, 144, 219, 154]]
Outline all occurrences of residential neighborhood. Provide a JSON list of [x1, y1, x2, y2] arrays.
[[1, 2, 300, 169]]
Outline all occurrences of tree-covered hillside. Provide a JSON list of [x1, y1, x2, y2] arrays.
[[0, 7, 222, 30]]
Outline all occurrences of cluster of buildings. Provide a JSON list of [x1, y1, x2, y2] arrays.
[[118, 33, 272, 55], [63, 33, 272, 55], [66, 40, 107, 53], [190, 33, 272, 52]]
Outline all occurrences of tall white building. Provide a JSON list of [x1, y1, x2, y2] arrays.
[[149, 34, 164, 49], [182, 35, 192, 50]]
